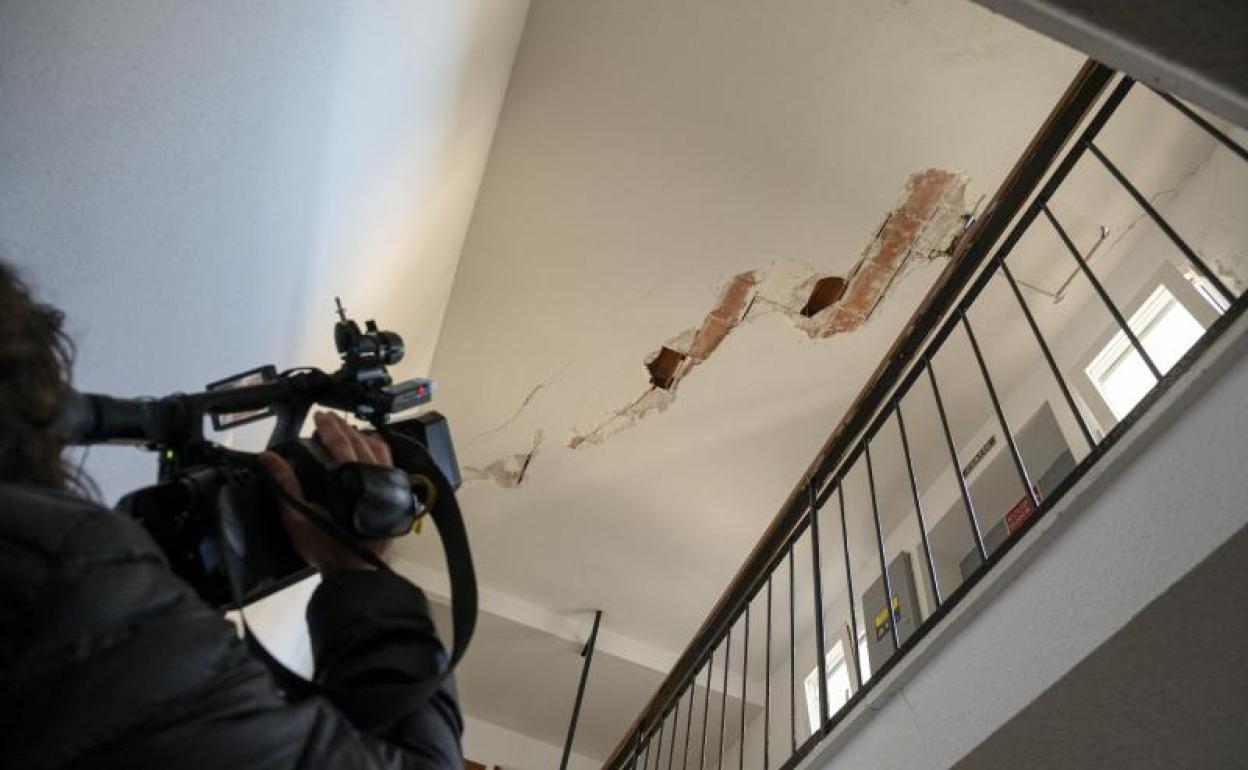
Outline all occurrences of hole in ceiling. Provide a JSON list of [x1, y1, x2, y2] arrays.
[[647, 346, 688, 390], [800, 276, 847, 317]]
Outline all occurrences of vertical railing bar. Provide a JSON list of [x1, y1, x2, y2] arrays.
[[682, 674, 695, 770], [740, 605, 749, 770], [648, 718, 658, 768], [926, 357, 988, 561], [999, 259, 1098, 450], [699, 651, 713, 770], [894, 398, 942, 607], [561, 610, 603, 770], [655, 713, 667, 770], [960, 310, 1040, 509], [1042, 203, 1163, 379], [641, 729, 651, 770], [788, 546, 797, 756], [864, 442, 902, 652], [764, 576, 772, 770], [807, 482, 831, 729], [1087, 140, 1237, 306], [1147, 85, 1248, 164], [837, 483, 864, 690], [668, 709, 678, 770], [667, 692, 680, 770], [718, 629, 731, 769]]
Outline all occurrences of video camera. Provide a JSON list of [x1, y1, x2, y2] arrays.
[[60, 300, 466, 610]]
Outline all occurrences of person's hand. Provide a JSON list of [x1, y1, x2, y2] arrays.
[[256, 411, 394, 573]]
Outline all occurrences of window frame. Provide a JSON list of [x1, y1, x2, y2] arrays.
[[803, 629, 869, 732], [1072, 260, 1219, 435]]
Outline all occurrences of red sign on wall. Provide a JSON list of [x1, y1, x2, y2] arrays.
[[1005, 486, 1043, 533]]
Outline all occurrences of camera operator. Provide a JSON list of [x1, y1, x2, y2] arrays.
[[0, 261, 464, 769]]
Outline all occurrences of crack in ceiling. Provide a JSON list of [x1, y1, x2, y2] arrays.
[[464, 429, 545, 488], [567, 168, 970, 451], [467, 169, 974, 483]]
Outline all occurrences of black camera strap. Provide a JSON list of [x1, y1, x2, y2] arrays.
[[222, 432, 477, 717]]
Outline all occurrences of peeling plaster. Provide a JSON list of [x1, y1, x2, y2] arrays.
[[465, 430, 545, 487], [567, 169, 970, 450], [567, 388, 675, 449]]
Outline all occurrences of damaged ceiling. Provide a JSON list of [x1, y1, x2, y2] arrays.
[[396, 0, 1245, 760], [413, 0, 1084, 641], [569, 169, 971, 449], [400, 0, 1087, 756]]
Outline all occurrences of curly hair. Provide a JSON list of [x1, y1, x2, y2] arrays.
[[0, 260, 81, 491]]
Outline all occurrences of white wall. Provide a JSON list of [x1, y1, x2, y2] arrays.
[[798, 255, 1248, 770], [463, 715, 598, 770], [0, 0, 529, 504]]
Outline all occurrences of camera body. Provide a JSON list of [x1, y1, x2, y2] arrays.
[[64, 302, 461, 608]]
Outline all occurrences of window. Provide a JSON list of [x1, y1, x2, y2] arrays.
[[1084, 284, 1205, 420], [803, 631, 869, 731], [1075, 263, 1220, 433]]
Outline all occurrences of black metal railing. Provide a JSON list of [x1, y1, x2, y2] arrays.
[[606, 62, 1248, 770]]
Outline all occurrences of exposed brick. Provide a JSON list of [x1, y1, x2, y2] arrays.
[[688, 271, 757, 361], [822, 169, 962, 336]]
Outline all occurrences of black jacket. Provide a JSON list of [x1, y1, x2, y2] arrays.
[[0, 483, 463, 769]]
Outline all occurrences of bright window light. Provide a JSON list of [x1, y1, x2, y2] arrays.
[[1085, 284, 1205, 420], [803, 632, 869, 731]]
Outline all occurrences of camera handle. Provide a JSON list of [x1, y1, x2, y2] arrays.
[[222, 430, 477, 713]]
